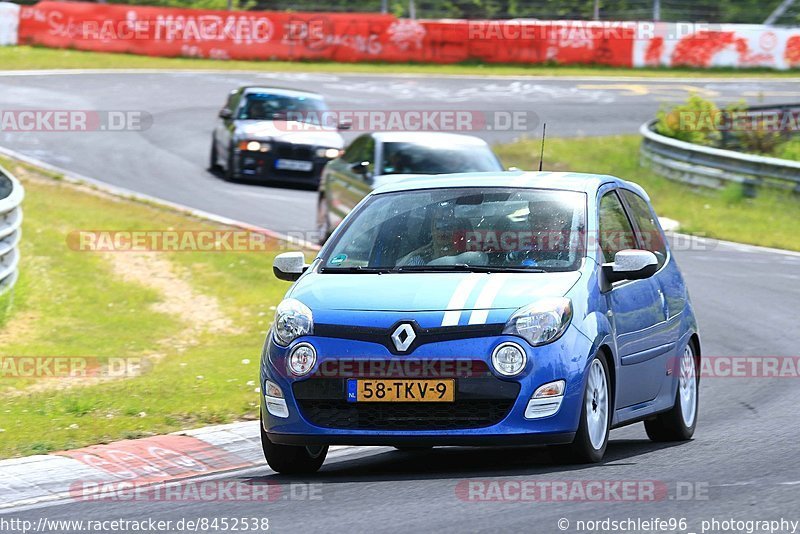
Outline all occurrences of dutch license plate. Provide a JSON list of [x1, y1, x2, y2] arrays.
[[275, 159, 313, 172], [346, 379, 455, 403]]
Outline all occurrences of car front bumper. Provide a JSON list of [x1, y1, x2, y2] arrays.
[[260, 325, 593, 447], [233, 146, 331, 184]]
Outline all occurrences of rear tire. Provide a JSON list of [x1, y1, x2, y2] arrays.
[[549, 354, 611, 464], [260, 413, 327, 474], [644, 341, 699, 442]]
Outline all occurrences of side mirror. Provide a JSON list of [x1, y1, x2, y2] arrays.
[[602, 249, 658, 284], [350, 161, 370, 176], [218, 108, 233, 120], [273, 251, 307, 282], [338, 121, 352, 131]]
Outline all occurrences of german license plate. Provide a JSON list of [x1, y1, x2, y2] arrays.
[[275, 159, 313, 171], [346, 379, 455, 403]]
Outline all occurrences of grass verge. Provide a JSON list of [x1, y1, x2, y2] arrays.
[[495, 135, 800, 251], [3, 46, 800, 78], [0, 159, 292, 458]]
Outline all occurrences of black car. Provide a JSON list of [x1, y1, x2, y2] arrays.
[[210, 87, 345, 186]]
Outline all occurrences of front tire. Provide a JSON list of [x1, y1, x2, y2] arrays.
[[223, 146, 236, 182], [644, 341, 699, 442], [209, 140, 220, 172], [550, 354, 611, 464], [260, 413, 328, 474]]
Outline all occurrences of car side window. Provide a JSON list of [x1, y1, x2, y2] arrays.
[[598, 191, 636, 263], [620, 190, 668, 268]]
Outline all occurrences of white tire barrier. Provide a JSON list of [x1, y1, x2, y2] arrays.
[[0, 165, 23, 295]]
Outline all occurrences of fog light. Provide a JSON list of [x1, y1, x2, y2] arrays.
[[525, 380, 565, 419], [491, 342, 527, 377], [264, 380, 288, 418], [288, 343, 316, 376]]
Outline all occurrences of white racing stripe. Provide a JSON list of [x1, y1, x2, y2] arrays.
[[440, 274, 483, 326], [468, 274, 511, 325]]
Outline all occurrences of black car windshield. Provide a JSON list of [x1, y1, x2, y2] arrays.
[[238, 93, 328, 123], [380, 141, 502, 174], [322, 188, 586, 273]]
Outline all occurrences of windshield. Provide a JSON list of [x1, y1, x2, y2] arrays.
[[322, 188, 586, 273], [380, 142, 502, 175], [237, 93, 328, 122]]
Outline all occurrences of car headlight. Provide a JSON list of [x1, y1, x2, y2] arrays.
[[492, 341, 527, 377], [288, 343, 317, 376], [503, 297, 572, 347], [316, 147, 342, 159], [273, 298, 313, 346], [239, 140, 271, 152]]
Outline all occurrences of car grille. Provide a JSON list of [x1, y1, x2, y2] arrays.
[[293, 364, 520, 431], [295, 399, 515, 430], [273, 142, 314, 160]]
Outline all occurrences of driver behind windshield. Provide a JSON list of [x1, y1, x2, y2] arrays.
[[397, 203, 462, 266]]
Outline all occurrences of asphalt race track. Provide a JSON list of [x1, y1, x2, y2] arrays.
[[2, 71, 800, 233], [2, 71, 800, 532]]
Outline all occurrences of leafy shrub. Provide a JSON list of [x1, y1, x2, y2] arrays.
[[775, 138, 800, 161], [655, 94, 722, 146]]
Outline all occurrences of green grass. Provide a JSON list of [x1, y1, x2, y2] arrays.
[[4, 46, 800, 78], [0, 160, 293, 458], [495, 135, 800, 251]]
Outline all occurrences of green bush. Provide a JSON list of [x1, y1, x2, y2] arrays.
[[775, 138, 800, 161], [655, 94, 722, 146]]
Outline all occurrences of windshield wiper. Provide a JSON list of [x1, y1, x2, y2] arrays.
[[395, 264, 546, 273], [319, 266, 392, 274]]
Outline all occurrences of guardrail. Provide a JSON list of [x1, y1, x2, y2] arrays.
[[639, 110, 800, 195], [0, 164, 23, 295]]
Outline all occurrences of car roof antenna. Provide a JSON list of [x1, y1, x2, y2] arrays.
[[538, 123, 547, 172]]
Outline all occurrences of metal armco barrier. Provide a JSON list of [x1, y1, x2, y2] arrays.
[[640, 117, 800, 195], [0, 165, 23, 295]]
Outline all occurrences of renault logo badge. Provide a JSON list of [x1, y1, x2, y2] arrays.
[[391, 323, 416, 352]]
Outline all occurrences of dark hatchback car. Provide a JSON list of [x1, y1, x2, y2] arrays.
[[210, 87, 345, 186]]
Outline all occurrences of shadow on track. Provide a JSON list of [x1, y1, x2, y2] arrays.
[[240, 438, 692, 486], [207, 166, 319, 192]]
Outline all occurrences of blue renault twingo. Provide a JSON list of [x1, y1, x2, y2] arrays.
[[260, 171, 700, 473]]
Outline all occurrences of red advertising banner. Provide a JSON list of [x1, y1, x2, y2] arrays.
[[17, 2, 635, 66]]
